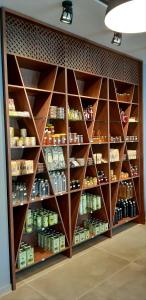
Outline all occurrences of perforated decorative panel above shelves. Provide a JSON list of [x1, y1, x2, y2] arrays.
[[5, 13, 140, 84]]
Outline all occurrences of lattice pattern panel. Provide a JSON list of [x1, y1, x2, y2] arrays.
[[5, 13, 140, 84], [107, 52, 125, 82], [87, 44, 109, 77], [124, 57, 139, 84], [36, 27, 65, 65], [65, 37, 89, 72]]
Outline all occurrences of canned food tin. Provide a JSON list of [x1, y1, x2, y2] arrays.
[[20, 128, 27, 138], [36, 215, 42, 229]]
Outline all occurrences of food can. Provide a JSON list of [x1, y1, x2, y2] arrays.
[[20, 128, 27, 138]]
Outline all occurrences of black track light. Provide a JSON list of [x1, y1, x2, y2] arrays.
[[60, 1, 73, 24], [111, 32, 122, 46]]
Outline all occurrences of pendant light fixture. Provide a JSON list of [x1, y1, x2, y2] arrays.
[[60, 1, 73, 24], [105, 0, 146, 33]]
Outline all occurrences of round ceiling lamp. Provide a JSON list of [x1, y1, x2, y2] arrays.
[[105, 0, 146, 33]]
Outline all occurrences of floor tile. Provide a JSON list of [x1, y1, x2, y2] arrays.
[[29, 247, 128, 300], [96, 225, 146, 261], [0, 284, 50, 300], [80, 262, 146, 300], [134, 252, 146, 267]]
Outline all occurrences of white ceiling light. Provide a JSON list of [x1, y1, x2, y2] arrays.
[[105, 0, 146, 33]]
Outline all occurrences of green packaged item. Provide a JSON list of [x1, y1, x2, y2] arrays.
[[53, 213, 58, 225], [17, 249, 27, 269], [82, 195, 87, 214], [95, 224, 100, 235], [79, 230, 85, 242], [42, 214, 48, 228], [44, 234, 49, 250], [48, 213, 55, 226], [25, 209, 32, 226], [104, 222, 109, 231], [25, 225, 33, 233], [84, 229, 90, 240], [25, 246, 34, 266], [100, 222, 105, 233], [37, 215, 42, 229], [96, 196, 101, 209], [50, 236, 60, 254], [74, 232, 80, 245], [92, 196, 97, 211], [59, 234, 65, 251]]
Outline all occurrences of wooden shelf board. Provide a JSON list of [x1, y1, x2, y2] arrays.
[[30, 195, 54, 203], [70, 188, 81, 193], [9, 115, 31, 119], [68, 93, 79, 97], [91, 142, 109, 145], [12, 173, 34, 177], [100, 182, 109, 186], [69, 143, 89, 146], [99, 98, 107, 101], [70, 165, 85, 169], [11, 146, 40, 149], [42, 144, 67, 147], [126, 141, 139, 143], [80, 95, 98, 100], [83, 185, 99, 191], [8, 84, 24, 91], [16, 246, 69, 273], [13, 201, 28, 208], [55, 191, 68, 197], [73, 230, 109, 248], [117, 101, 133, 105], [113, 215, 139, 229], [53, 91, 66, 95], [110, 141, 124, 144], [69, 119, 84, 122], [25, 87, 52, 94]]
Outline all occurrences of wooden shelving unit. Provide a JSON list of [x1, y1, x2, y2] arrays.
[[5, 54, 144, 286], [1, 10, 144, 290]]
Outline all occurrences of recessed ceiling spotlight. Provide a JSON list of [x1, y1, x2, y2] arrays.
[[105, 0, 146, 33], [60, 1, 73, 24], [111, 32, 122, 46]]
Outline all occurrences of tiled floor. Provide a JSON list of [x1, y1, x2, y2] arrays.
[[1, 224, 146, 300]]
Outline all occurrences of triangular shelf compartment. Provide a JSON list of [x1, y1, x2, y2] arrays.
[[7, 54, 23, 86], [99, 78, 108, 100], [132, 85, 139, 104], [26, 90, 52, 144], [48, 93, 67, 136], [68, 95, 89, 144], [13, 205, 28, 261], [109, 101, 124, 140], [21, 196, 70, 261], [67, 69, 79, 95], [92, 99, 108, 144], [17, 56, 57, 91], [83, 146, 99, 189], [74, 71, 102, 98], [9, 86, 40, 144], [72, 186, 110, 244], [80, 97, 98, 141], [54, 67, 66, 93], [115, 80, 134, 104], [118, 102, 132, 139], [109, 79, 117, 101], [70, 144, 89, 189]]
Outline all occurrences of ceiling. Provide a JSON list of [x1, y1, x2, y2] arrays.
[[0, 0, 146, 63]]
